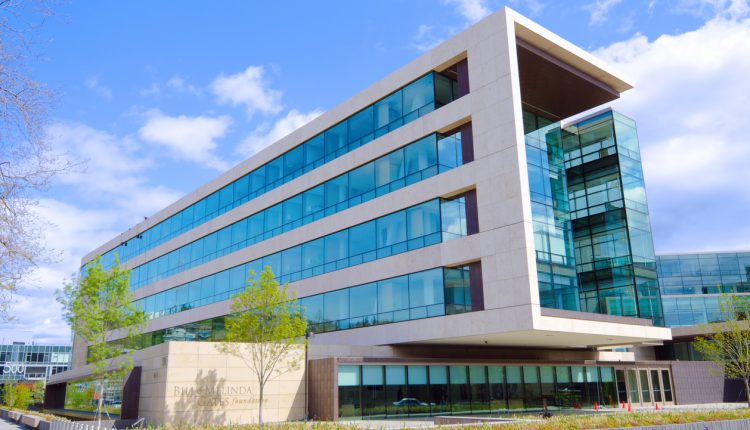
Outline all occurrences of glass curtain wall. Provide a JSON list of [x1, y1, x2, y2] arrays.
[[134, 195, 471, 321], [337, 364, 619, 419], [129, 130, 466, 291], [523, 110, 580, 311], [106, 266, 473, 356], [562, 111, 663, 325], [657, 251, 750, 326]]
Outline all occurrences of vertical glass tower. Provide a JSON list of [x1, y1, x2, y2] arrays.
[[526, 109, 664, 326]]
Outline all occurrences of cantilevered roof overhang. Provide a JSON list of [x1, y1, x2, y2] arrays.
[[512, 14, 633, 119]]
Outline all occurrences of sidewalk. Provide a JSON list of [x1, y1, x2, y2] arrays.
[[0, 418, 26, 430]]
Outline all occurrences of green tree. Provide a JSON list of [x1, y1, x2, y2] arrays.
[[216, 266, 307, 425], [30, 381, 45, 406], [2, 382, 18, 408], [14, 384, 31, 410], [693, 295, 750, 407], [57, 256, 145, 425]]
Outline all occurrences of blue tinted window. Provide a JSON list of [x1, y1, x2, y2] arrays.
[[374, 92, 402, 130], [402, 74, 434, 114], [303, 185, 325, 217], [284, 145, 304, 176], [348, 106, 374, 144], [305, 135, 324, 165], [409, 269, 444, 307], [349, 163, 375, 198], [302, 238, 324, 271], [325, 289, 349, 322], [283, 195, 303, 225], [378, 276, 409, 312], [282, 247, 302, 276], [350, 282, 377, 318], [377, 211, 406, 248], [325, 230, 348, 264], [406, 135, 437, 175], [265, 203, 283, 231], [349, 221, 376, 256], [407, 200, 441, 240], [375, 149, 404, 187], [266, 157, 284, 184], [249, 165, 266, 192], [325, 175, 348, 208], [325, 122, 347, 155]]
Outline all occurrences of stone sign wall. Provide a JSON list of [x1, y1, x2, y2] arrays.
[[135, 341, 305, 426]]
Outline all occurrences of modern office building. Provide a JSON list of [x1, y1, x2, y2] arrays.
[[48, 7, 743, 424], [0, 342, 71, 382], [654, 251, 750, 368]]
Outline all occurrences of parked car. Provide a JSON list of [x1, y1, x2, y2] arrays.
[[392, 398, 428, 407]]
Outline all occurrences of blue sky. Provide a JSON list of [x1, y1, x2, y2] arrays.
[[5, 0, 750, 344]]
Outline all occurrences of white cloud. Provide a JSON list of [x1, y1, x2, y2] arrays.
[[673, 0, 750, 20], [237, 109, 323, 158], [584, 0, 623, 25], [85, 75, 113, 100], [138, 110, 232, 171], [139, 82, 160, 97], [509, 0, 546, 15], [445, 0, 492, 24], [166, 75, 202, 96], [4, 123, 185, 344], [411, 24, 449, 52], [596, 15, 750, 252], [210, 66, 283, 117]]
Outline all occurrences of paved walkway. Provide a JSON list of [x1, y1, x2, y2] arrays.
[[0, 419, 26, 430]]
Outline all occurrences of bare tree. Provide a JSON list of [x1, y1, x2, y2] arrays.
[[0, 0, 68, 320]]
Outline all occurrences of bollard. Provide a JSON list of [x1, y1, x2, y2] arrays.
[[621, 401, 625, 409], [628, 403, 632, 412], [655, 402, 659, 411], [594, 402, 599, 411]]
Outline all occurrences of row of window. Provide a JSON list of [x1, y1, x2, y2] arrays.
[[134, 197, 470, 320], [657, 252, 750, 278], [103, 266, 471, 357], [129, 130, 465, 290], [95, 72, 459, 271], [0, 350, 71, 364], [660, 295, 750, 327], [338, 364, 622, 418], [300, 266, 473, 334]]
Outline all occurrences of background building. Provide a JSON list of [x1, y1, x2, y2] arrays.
[[0, 342, 71, 382], [47, 7, 743, 424]]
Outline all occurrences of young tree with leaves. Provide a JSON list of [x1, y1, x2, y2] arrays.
[[216, 266, 307, 425], [57, 256, 145, 426], [693, 294, 750, 407]]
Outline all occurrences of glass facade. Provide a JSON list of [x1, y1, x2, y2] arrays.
[[300, 266, 472, 333], [337, 364, 618, 419], [657, 251, 750, 327], [0, 343, 71, 381], [524, 111, 579, 311], [105, 266, 475, 356], [128, 130, 466, 291], [564, 111, 662, 325], [524, 109, 663, 325], [93, 72, 459, 272], [134, 196, 470, 320]]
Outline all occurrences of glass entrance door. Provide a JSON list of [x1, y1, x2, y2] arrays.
[[615, 367, 674, 406]]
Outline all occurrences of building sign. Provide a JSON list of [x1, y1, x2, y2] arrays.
[[2, 364, 26, 374], [172, 385, 266, 408]]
